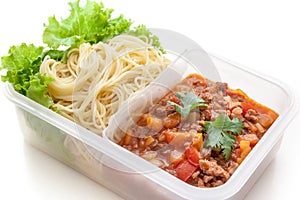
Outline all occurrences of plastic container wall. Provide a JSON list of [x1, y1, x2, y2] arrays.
[[3, 29, 297, 199]]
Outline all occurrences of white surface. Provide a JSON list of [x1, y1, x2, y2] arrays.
[[0, 0, 299, 199]]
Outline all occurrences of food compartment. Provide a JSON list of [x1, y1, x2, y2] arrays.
[[104, 53, 296, 199]]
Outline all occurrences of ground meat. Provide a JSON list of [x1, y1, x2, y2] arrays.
[[199, 147, 212, 159], [152, 104, 175, 117], [198, 178, 205, 187], [211, 180, 224, 187], [226, 161, 239, 175], [232, 106, 243, 116], [199, 159, 230, 181], [203, 175, 214, 183], [244, 109, 258, 122], [205, 82, 229, 120]]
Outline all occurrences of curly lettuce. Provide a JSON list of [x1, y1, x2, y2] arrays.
[[0, 43, 54, 107], [129, 25, 166, 53], [43, 0, 132, 49]]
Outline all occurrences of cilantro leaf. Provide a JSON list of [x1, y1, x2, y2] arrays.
[[167, 101, 190, 119], [204, 114, 243, 160], [220, 133, 236, 160], [167, 92, 207, 118]]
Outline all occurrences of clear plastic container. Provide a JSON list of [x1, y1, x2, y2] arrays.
[[3, 29, 297, 200], [103, 51, 296, 199]]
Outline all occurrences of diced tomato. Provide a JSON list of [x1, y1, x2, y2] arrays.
[[185, 146, 200, 166], [169, 94, 181, 105], [241, 102, 256, 114], [164, 131, 176, 143], [175, 159, 198, 182]]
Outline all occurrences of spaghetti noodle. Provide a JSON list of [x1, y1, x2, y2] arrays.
[[40, 34, 170, 135]]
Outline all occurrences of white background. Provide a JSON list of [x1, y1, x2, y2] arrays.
[[0, 0, 299, 199]]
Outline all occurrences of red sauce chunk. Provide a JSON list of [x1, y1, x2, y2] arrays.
[[118, 74, 279, 188]]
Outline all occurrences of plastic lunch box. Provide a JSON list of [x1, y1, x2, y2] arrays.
[[3, 29, 297, 200]]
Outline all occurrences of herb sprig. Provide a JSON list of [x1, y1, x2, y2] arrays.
[[204, 114, 243, 160], [167, 91, 243, 160], [167, 92, 207, 119]]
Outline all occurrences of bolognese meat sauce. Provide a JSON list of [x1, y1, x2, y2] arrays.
[[118, 74, 278, 188]]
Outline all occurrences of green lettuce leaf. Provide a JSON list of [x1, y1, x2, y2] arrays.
[[128, 25, 166, 53], [43, 0, 132, 49], [0, 43, 54, 108], [27, 73, 54, 108], [1, 43, 44, 95]]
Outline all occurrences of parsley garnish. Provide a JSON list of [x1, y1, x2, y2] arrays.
[[204, 114, 243, 160], [167, 92, 207, 118]]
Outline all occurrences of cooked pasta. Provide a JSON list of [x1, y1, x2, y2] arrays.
[[40, 34, 170, 135]]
